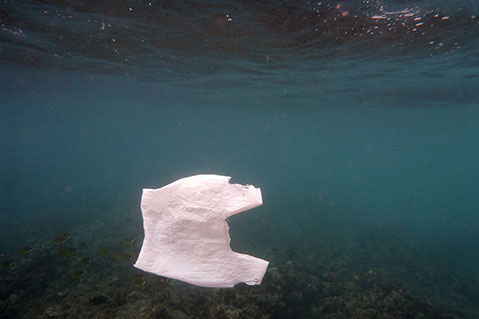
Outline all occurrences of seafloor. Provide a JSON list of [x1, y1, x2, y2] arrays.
[[1, 209, 478, 319]]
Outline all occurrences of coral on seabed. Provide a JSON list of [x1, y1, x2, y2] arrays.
[[0, 225, 477, 319]]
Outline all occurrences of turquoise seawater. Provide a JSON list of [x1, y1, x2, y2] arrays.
[[1, 1, 479, 318]]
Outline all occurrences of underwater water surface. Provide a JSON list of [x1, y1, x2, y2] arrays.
[[1, 0, 479, 318]]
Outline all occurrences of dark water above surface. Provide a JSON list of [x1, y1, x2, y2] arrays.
[[1, 1, 479, 318]]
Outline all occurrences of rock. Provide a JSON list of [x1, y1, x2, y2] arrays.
[[89, 295, 108, 305]]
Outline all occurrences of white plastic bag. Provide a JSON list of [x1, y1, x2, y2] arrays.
[[134, 175, 269, 288]]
